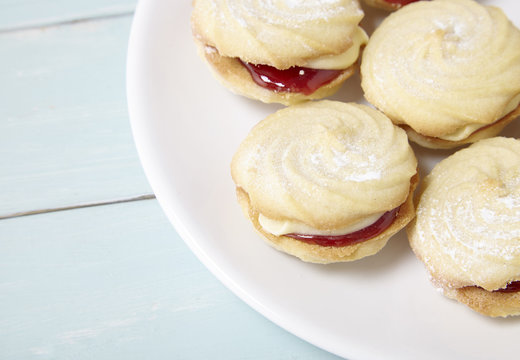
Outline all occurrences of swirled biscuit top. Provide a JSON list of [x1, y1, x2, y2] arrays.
[[409, 137, 520, 291], [231, 101, 417, 230], [192, 0, 364, 70], [361, 0, 520, 140]]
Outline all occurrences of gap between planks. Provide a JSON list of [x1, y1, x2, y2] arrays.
[[0, 10, 135, 34], [0, 194, 156, 220]]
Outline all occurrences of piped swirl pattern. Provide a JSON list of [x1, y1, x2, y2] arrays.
[[231, 101, 417, 230], [361, 0, 520, 140], [409, 137, 520, 291], [192, 0, 364, 69]]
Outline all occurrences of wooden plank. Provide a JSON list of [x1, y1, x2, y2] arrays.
[[0, 0, 136, 31], [0, 16, 152, 216], [0, 200, 341, 359]]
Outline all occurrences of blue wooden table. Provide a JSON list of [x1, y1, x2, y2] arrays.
[[0, 1, 342, 358]]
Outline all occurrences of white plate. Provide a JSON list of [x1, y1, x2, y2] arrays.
[[127, 1, 520, 359]]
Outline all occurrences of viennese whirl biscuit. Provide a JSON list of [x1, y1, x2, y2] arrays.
[[408, 137, 520, 317], [361, 0, 520, 148], [191, 0, 368, 105], [231, 101, 418, 263]]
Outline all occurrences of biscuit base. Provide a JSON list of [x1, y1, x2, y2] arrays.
[[236, 173, 419, 264], [195, 39, 356, 106], [402, 104, 520, 149], [442, 285, 520, 318]]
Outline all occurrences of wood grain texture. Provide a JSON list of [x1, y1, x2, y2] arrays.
[[0, 1, 341, 358], [0, 199, 341, 360], [0, 0, 136, 31], [0, 16, 152, 216]]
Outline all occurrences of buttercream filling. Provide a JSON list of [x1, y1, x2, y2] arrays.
[[267, 208, 401, 247], [434, 94, 520, 141], [204, 26, 368, 96], [238, 26, 368, 95], [237, 26, 367, 95], [437, 123, 489, 142], [259, 211, 384, 237], [303, 27, 368, 70]]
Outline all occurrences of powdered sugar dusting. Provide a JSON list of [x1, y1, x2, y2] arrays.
[[498, 193, 520, 210], [361, 0, 520, 133], [232, 102, 416, 228], [204, 46, 217, 54], [284, 0, 343, 8], [226, 0, 357, 28], [331, 148, 382, 182], [411, 137, 520, 289]]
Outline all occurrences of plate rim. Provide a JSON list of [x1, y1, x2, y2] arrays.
[[126, 1, 520, 359]]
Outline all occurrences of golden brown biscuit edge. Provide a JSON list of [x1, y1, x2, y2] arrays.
[[194, 39, 357, 105], [399, 104, 520, 149], [443, 286, 520, 318], [236, 173, 419, 264]]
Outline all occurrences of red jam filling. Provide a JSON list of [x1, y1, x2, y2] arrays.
[[384, 0, 420, 5], [240, 60, 343, 95], [493, 281, 520, 293], [284, 207, 399, 247]]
